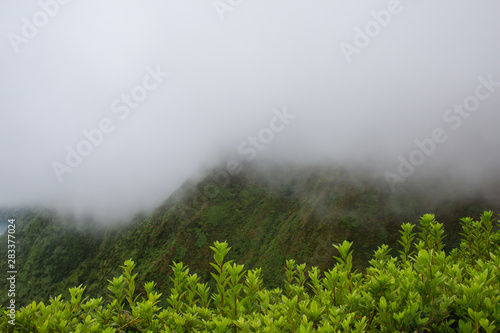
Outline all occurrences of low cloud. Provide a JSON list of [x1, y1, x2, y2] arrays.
[[1, 0, 499, 222]]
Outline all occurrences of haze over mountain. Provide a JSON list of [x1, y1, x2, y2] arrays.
[[1, 1, 499, 222], [1, 164, 498, 308]]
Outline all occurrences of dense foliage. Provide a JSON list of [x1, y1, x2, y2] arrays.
[[1, 211, 499, 332], [1, 166, 494, 309], [0, 210, 104, 306]]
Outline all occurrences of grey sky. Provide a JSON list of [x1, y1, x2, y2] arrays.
[[1, 0, 499, 221]]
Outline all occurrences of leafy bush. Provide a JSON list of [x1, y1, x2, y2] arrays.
[[1, 211, 499, 332]]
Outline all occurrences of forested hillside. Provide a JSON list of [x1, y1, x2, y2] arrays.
[[1, 211, 499, 332], [0, 165, 497, 310]]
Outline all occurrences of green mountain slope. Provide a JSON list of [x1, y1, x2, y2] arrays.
[[0, 209, 104, 305], [0, 164, 497, 308]]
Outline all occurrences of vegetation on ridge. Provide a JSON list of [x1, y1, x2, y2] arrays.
[[1, 211, 499, 332], [0, 166, 497, 310]]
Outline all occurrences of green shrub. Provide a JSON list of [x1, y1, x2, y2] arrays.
[[1, 211, 499, 332]]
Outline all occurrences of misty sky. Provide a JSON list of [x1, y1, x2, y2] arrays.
[[1, 0, 499, 221]]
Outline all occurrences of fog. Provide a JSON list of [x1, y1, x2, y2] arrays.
[[1, 0, 499, 222]]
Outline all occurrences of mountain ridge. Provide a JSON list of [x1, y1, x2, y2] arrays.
[[1, 163, 498, 308]]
